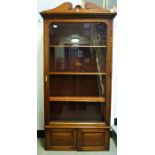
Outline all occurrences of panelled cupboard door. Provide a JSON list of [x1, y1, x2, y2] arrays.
[[45, 129, 76, 150], [77, 129, 109, 151], [45, 128, 109, 150]]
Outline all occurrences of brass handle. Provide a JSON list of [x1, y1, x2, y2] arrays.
[[45, 75, 48, 83]]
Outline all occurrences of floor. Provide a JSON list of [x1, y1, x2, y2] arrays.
[[37, 138, 117, 155]]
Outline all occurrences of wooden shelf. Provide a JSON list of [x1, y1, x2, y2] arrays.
[[48, 122, 106, 125], [49, 96, 105, 102], [49, 45, 107, 48], [48, 72, 106, 75], [45, 122, 108, 129]]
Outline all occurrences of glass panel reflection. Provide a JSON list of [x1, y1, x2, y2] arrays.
[[50, 102, 105, 122], [49, 23, 107, 46], [49, 75, 105, 97], [49, 47, 106, 72]]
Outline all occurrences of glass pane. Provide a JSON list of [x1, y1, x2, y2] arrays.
[[49, 102, 105, 122], [49, 23, 107, 46], [49, 47, 106, 72], [49, 75, 105, 97]]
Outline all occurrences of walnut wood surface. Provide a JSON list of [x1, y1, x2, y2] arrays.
[[78, 128, 109, 150], [40, 2, 116, 19], [45, 128, 109, 150], [41, 2, 116, 151], [48, 72, 106, 75], [45, 129, 76, 150], [41, 2, 114, 14], [49, 96, 105, 102], [45, 122, 108, 129]]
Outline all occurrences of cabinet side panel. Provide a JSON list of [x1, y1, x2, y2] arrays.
[[44, 20, 50, 124], [105, 20, 113, 125]]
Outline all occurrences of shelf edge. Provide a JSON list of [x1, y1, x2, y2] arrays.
[[48, 96, 105, 102]]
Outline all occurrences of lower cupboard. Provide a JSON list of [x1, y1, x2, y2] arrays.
[[45, 128, 109, 151]]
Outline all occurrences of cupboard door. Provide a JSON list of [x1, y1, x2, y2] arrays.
[[45, 129, 76, 150], [77, 129, 109, 151]]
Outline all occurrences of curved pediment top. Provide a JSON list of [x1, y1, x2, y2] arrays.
[[43, 2, 73, 13], [40, 2, 117, 18]]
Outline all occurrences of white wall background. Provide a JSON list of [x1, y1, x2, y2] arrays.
[[37, 0, 117, 130]]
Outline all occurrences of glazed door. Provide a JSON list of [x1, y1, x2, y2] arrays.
[[46, 21, 108, 124]]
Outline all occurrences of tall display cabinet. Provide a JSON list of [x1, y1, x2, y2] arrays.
[[40, 2, 116, 151]]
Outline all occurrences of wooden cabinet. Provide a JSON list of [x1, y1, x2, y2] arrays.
[[77, 129, 109, 151], [40, 2, 116, 151], [45, 129, 76, 150], [45, 128, 109, 151]]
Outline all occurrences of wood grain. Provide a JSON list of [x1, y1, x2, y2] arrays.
[[40, 2, 117, 18], [48, 96, 105, 102], [45, 128, 109, 150], [41, 2, 116, 151], [45, 128, 76, 150], [78, 128, 109, 150], [48, 72, 106, 75], [45, 122, 108, 129]]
